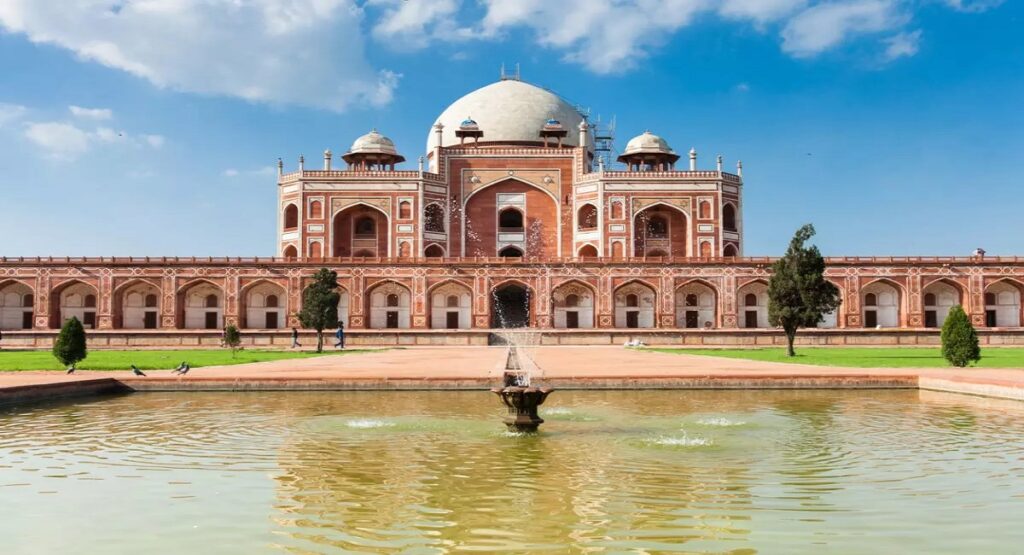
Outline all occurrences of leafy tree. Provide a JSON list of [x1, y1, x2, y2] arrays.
[[297, 268, 340, 353], [768, 224, 842, 357], [223, 324, 242, 357], [53, 316, 87, 370], [941, 305, 980, 367]]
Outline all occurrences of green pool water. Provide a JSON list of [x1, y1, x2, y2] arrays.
[[2, 390, 1023, 553]]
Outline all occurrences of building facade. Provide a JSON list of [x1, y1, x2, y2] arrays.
[[2, 77, 1023, 346]]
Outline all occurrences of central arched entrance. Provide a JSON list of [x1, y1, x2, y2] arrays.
[[491, 283, 530, 328]]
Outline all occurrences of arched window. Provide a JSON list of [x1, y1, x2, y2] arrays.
[[723, 204, 737, 232], [924, 293, 936, 306], [626, 294, 639, 307], [309, 241, 322, 258], [353, 249, 374, 257], [386, 293, 399, 307], [566, 294, 579, 308], [699, 201, 711, 219], [266, 294, 279, 308], [700, 242, 712, 257], [283, 204, 299, 229], [309, 200, 323, 220], [577, 204, 598, 231], [685, 293, 698, 307], [646, 249, 667, 257], [399, 242, 411, 257], [610, 201, 623, 220], [578, 245, 598, 257], [744, 293, 758, 306], [144, 294, 158, 308], [446, 295, 459, 308], [499, 246, 523, 258], [84, 294, 97, 308], [865, 293, 877, 306], [355, 217, 375, 237], [398, 201, 412, 220], [646, 215, 667, 238], [498, 208, 523, 231], [424, 244, 445, 257], [282, 245, 298, 259], [205, 294, 218, 308], [424, 204, 445, 233], [723, 244, 738, 257]]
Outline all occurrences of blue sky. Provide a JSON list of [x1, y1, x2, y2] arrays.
[[0, 0, 1020, 257]]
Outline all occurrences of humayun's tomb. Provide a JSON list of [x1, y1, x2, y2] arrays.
[[2, 76, 1023, 347]]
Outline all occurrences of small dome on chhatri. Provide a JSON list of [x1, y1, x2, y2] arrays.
[[459, 117, 479, 130], [542, 118, 564, 130], [348, 129, 401, 157], [621, 130, 675, 157]]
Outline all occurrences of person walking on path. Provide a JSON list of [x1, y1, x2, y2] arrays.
[[334, 321, 345, 350], [291, 327, 301, 349]]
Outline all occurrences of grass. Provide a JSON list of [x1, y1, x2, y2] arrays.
[[646, 347, 1024, 369], [0, 348, 372, 371]]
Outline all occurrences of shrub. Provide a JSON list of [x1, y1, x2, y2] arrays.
[[223, 324, 241, 357], [941, 305, 980, 367], [53, 317, 87, 369]]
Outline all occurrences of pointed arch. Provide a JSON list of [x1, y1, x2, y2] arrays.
[[283, 203, 299, 230], [240, 279, 288, 329], [175, 278, 225, 329], [0, 279, 35, 330], [614, 279, 658, 329], [113, 277, 162, 329], [861, 278, 904, 328], [577, 244, 599, 257], [366, 279, 412, 329], [736, 279, 769, 328], [491, 278, 534, 328], [984, 278, 1024, 327], [332, 202, 391, 258], [675, 279, 718, 329], [722, 202, 737, 232], [633, 202, 689, 258], [49, 279, 99, 329], [462, 176, 561, 207], [427, 279, 473, 329], [552, 279, 597, 329], [424, 243, 446, 257], [576, 203, 598, 231], [921, 278, 965, 328]]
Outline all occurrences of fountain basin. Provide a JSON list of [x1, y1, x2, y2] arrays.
[[492, 386, 553, 432]]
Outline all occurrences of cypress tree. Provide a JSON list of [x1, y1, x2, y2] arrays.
[[297, 268, 340, 353], [768, 224, 842, 357], [941, 305, 981, 367], [223, 324, 241, 357], [53, 316, 87, 370]]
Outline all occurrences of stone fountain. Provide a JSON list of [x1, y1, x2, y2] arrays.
[[492, 347, 553, 432]]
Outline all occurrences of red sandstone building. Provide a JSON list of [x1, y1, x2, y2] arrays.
[[1, 77, 1023, 346]]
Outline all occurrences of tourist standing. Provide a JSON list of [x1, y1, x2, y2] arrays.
[[334, 321, 345, 350], [291, 327, 301, 349]]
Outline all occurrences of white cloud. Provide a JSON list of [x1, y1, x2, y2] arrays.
[[369, 0, 464, 49], [0, 103, 27, 127], [944, 0, 1004, 12], [23, 121, 164, 160], [144, 134, 165, 149], [0, 0, 397, 112], [735, 82, 751, 92], [719, 0, 807, 23], [24, 122, 91, 160], [883, 29, 921, 60], [781, 0, 908, 58], [223, 166, 276, 178], [68, 105, 112, 120]]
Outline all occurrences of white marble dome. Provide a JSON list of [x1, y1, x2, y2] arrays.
[[348, 129, 401, 157], [621, 130, 675, 157], [427, 80, 587, 152]]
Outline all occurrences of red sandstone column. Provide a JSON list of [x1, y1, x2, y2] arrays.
[[160, 274, 177, 329], [907, 275, 922, 328], [33, 273, 51, 330], [473, 275, 489, 329], [223, 273, 240, 328], [412, 275, 428, 329], [969, 272, 986, 327], [721, 274, 738, 328], [96, 272, 114, 330], [349, 273, 366, 329]]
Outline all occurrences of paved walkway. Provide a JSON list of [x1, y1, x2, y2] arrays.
[[1, 346, 1023, 401]]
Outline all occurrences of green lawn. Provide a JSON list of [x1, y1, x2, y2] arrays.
[[646, 347, 1024, 369], [0, 349, 372, 371]]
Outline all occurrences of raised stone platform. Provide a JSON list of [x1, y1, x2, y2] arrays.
[[0, 346, 1022, 406]]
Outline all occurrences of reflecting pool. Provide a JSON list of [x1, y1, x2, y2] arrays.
[[2, 390, 1024, 553]]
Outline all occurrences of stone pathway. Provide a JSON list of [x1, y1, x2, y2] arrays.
[[1, 346, 1023, 402]]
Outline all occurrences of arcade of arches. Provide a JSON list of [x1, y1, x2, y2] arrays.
[[3, 267, 1024, 336]]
